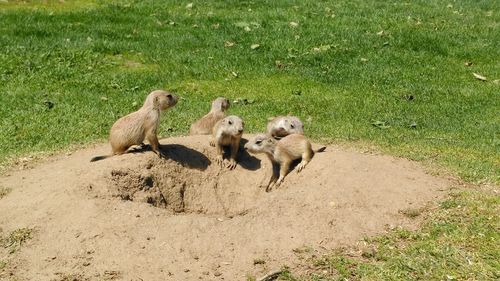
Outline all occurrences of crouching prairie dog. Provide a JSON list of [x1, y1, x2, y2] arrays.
[[90, 90, 178, 162], [210, 115, 244, 169], [189, 97, 230, 135], [266, 116, 304, 139], [244, 133, 325, 191]]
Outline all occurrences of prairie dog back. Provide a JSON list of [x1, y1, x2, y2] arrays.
[[245, 133, 322, 190], [189, 97, 230, 135], [274, 133, 313, 160], [90, 90, 178, 161]]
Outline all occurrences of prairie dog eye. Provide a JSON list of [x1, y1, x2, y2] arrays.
[[167, 94, 172, 98], [290, 124, 295, 128], [255, 140, 262, 145], [228, 120, 233, 125]]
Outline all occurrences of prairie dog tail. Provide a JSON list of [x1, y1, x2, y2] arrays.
[[314, 146, 326, 153], [90, 155, 113, 162]]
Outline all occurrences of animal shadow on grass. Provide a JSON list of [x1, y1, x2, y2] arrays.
[[131, 144, 211, 171], [235, 138, 261, 171]]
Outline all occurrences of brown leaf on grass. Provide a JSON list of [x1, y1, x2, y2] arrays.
[[289, 22, 299, 28], [224, 41, 235, 47], [250, 44, 260, 50], [472, 73, 487, 81], [464, 61, 473, 66]]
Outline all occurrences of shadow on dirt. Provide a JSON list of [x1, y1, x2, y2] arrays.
[[236, 138, 261, 171], [159, 144, 211, 171]]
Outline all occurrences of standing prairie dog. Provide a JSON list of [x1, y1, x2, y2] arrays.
[[90, 90, 178, 162], [244, 133, 325, 191], [266, 116, 304, 139], [189, 97, 230, 135], [211, 115, 244, 169]]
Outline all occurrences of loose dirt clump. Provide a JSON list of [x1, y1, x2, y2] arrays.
[[0, 135, 450, 281], [104, 146, 264, 216], [109, 164, 187, 213]]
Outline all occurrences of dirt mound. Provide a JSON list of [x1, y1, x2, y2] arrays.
[[0, 135, 450, 280], [99, 141, 264, 217]]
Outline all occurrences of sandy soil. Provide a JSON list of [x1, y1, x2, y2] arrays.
[[0, 135, 450, 280]]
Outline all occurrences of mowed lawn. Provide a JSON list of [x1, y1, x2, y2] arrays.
[[0, 0, 498, 280]]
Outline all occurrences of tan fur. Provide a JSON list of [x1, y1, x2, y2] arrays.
[[90, 90, 178, 162], [210, 115, 244, 169], [189, 97, 230, 135], [266, 116, 304, 139], [244, 133, 324, 191]]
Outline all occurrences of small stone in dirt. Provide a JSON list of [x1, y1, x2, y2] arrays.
[[45, 256, 57, 261], [202, 271, 209, 275], [83, 261, 91, 266], [213, 271, 222, 276], [103, 270, 121, 279], [184, 269, 190, 272], [253, 258, 265, 265]]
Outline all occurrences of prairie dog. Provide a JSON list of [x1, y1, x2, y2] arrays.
[[266, 116, 304, 139], [211, 115, 244, 169], [244, 133, 325, 191], [189, 97, 230, 135], [90, 90, 178, 162]]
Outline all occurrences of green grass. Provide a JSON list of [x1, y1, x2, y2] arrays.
[[0, 0, 499, 279], [0, 0, 498, 184], [279, 188, 499, 281], [0, 227, 34, 277], [0, 227, 33, 254]]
